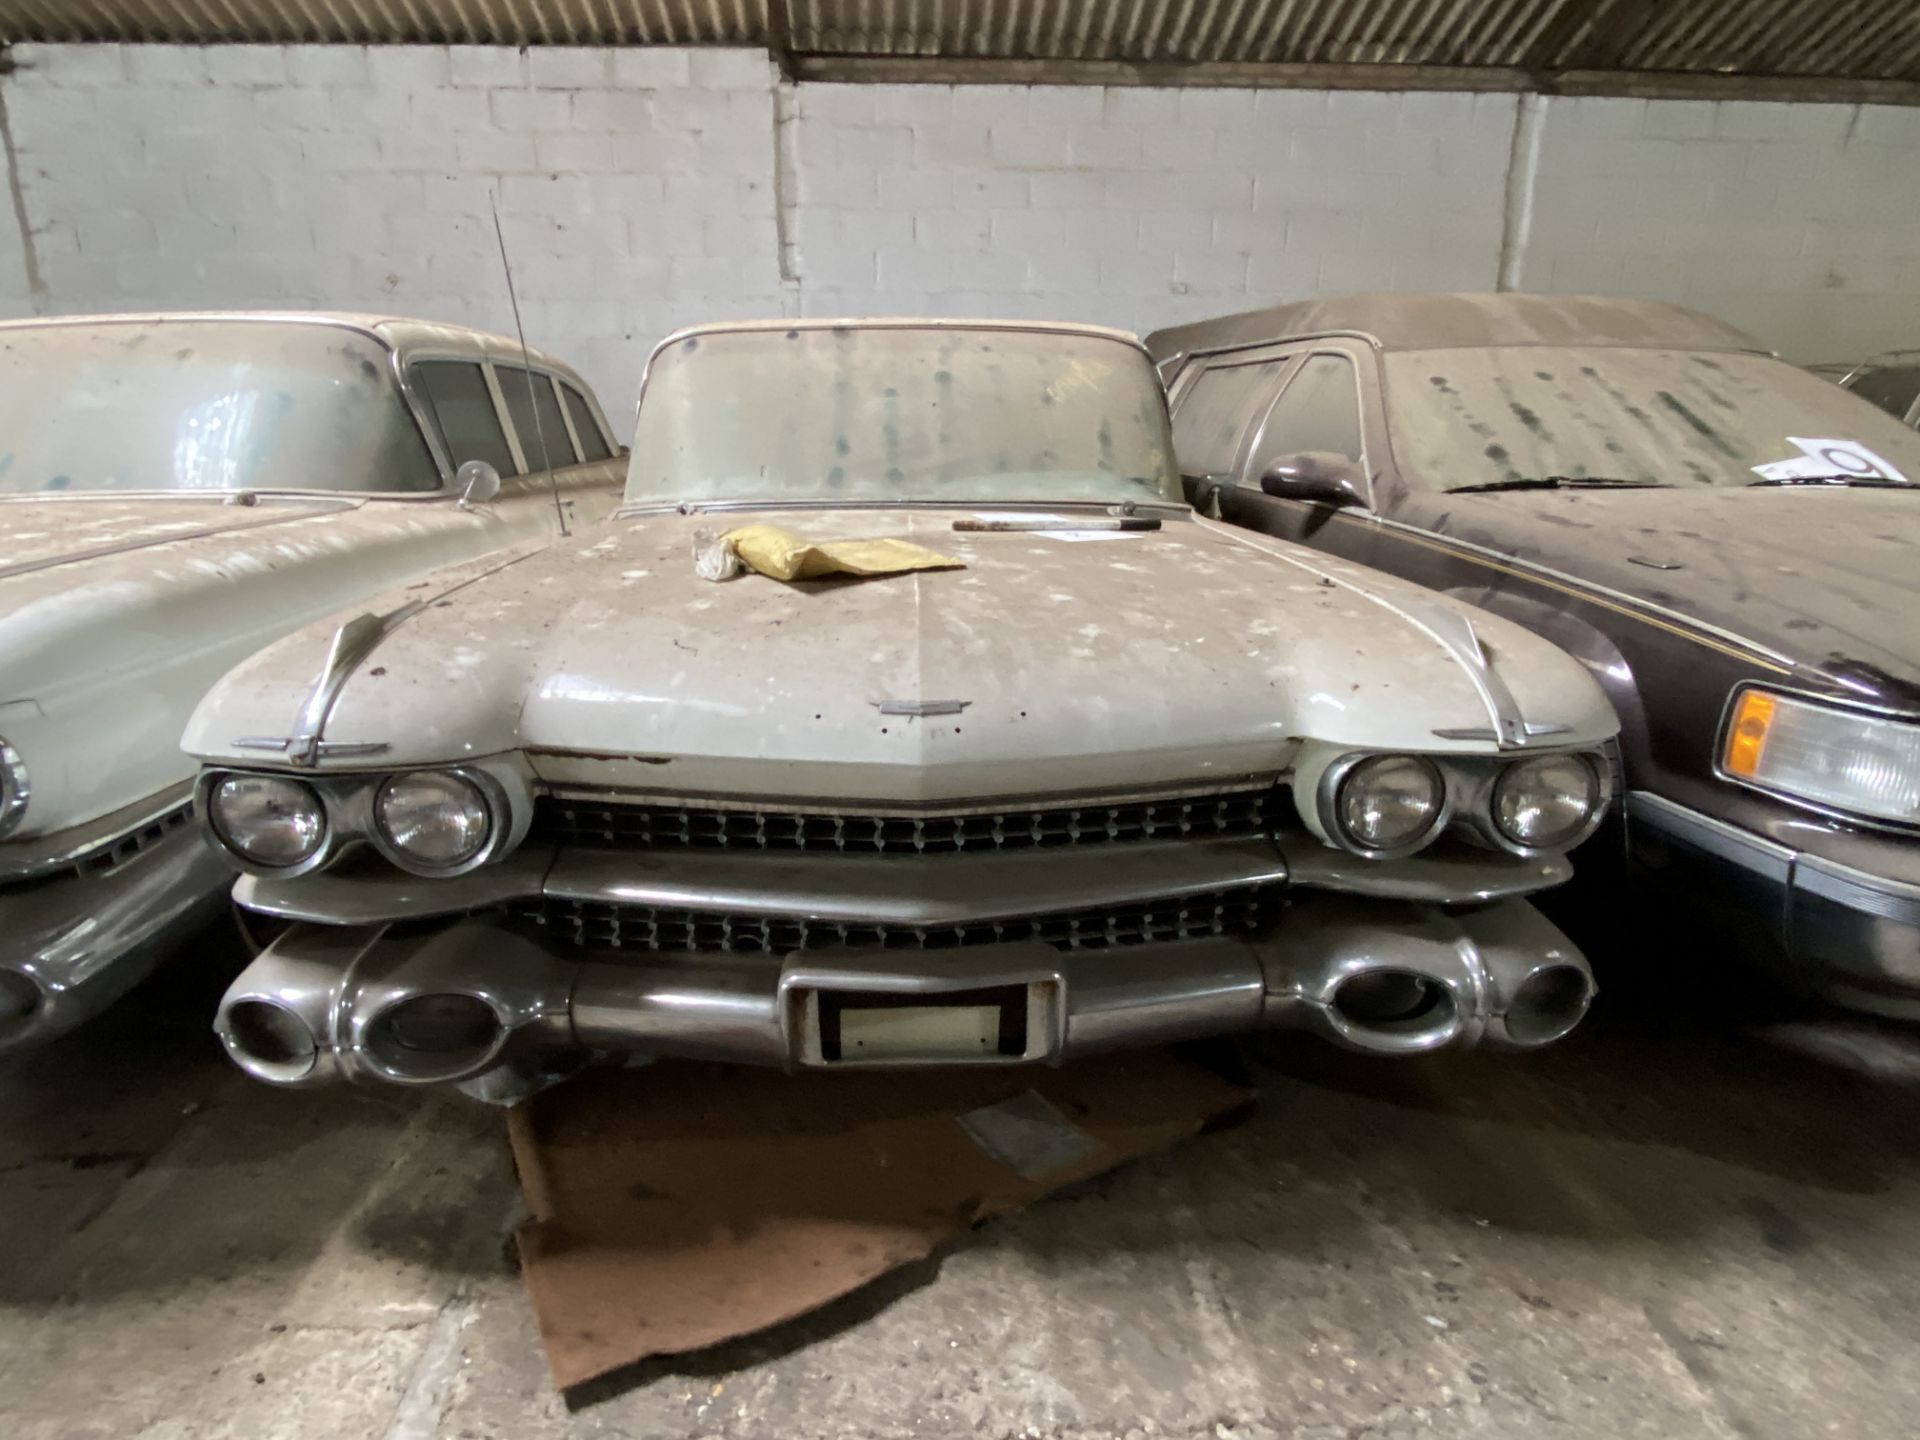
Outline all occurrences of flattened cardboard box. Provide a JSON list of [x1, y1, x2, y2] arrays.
[[508, 1053, 1252, 1390]]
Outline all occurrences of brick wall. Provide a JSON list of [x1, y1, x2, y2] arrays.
[[3, 42, 1919, 412]]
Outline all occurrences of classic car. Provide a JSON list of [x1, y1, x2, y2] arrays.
[[185, 318, 1620, 1099], [1830, 350, 1920, 429], [0, 311, 625, 1049], [1145, 293, 1920, 1019]]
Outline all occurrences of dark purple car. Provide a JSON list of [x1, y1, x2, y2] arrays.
[[1147, 293, 1920, 1020]]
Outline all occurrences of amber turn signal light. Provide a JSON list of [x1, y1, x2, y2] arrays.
[[1722, 690, 1777, 778]]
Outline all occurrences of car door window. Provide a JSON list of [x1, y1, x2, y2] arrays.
[[560, 382, 613, 461], [1242, 353, 1365, 483], [1848, 365, 1920, 421], [497, 366, 578, 471], [411, 360, 516, 476], [1169, 360, 1286, 476]]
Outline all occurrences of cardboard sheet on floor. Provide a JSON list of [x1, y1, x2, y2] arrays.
[[507, 1053, 1252, 1391]]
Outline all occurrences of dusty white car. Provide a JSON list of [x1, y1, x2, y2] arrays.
[[0, 312, 625, 1048], [187, 319, 1619, 1098]]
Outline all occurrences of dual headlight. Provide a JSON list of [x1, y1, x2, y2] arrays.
[[207, 769, 498, 875], [1721, 688, 1920, 826], [1322, 750, 1606, 859]]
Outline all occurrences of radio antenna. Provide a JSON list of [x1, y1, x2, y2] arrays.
[[489, 190, 569, 537]]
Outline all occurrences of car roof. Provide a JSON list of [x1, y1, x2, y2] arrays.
[[0, 309, 591, 389], [655, 316, 1147, 352], [1142, 292, 1774, 369]]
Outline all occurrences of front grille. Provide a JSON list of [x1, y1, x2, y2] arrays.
[[532, 788, 1281, 856], [515, 884, 1280, 955]]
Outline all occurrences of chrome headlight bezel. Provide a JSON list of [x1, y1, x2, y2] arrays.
[[368, 767, 509, 878], [205, 772, 330, 875], [1318, 752, 1452, 860], [196, 762, 523, 879], [1715, 684, 1920, 832], [1299, 743, 1614, 861], [0, 736, 28, 841], [1486, 753, 1607, 857]]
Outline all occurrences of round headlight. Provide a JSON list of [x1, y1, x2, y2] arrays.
[[209, 774, 326, 868], [0, 735, 27, 839], [1334, 755, 1446, 855], [374, 771, 492, 869], [1492, 755, 1601, 851]]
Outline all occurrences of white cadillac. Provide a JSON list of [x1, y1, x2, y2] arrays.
[[185, 319, 1619, 1099], [0, 312, 625, 1048]]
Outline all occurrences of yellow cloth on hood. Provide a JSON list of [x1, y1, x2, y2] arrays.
[[723, 523, 965, 582]]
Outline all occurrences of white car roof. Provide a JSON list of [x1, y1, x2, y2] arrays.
[[0, 309, 592, 391]]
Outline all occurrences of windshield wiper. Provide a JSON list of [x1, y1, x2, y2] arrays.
[[1746, 474, 1915, 489], [1443, 476, 1673, 495]]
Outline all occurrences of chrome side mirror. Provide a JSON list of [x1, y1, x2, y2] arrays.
[[456, 459, 502, 509], [1258, 451, 1367, 508]]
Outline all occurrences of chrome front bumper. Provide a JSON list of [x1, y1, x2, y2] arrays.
[[0, 815, 234, 1050], [213, 895, 1596, 1095], [1629, 791, 1920, 1019]]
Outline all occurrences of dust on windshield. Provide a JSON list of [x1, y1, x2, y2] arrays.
[[0, 321, 441, 495], [625, 325, 1180, 506], [1384, 346, 1920, 489]]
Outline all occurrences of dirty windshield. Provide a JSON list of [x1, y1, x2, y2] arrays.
[[626, 325, 1180, 505], [1386, 347, 1920, 488], [0, 321, 440, 495]]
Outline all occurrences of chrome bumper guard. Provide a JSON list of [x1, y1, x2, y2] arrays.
[[214, 895, 1595, 1093], [0, 815, 234, 1050]]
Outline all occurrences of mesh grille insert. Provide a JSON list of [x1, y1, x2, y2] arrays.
[[532, 789, 1281, 856], [515, 885, 1280, 955]]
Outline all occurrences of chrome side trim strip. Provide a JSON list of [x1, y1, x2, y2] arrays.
[[0, 504, 358, 584], [1367, 512, 1800, 670], [1625, 790, 1795, 882], [0, 780, 196, 883]]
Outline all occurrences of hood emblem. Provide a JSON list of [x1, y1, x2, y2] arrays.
[[231, 602, 422, 766], [872, 699, 971, 718]]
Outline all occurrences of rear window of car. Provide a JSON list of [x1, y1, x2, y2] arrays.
[[561, 383, 612, 461], [411, 360, 516, 476], [497, 366, 576, 471]]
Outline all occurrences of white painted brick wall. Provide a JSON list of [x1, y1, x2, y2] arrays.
[[3, 42, 1919, 415]]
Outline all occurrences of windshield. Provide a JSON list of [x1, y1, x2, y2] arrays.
[[0, 321, 441, 495], [626, 325, 1180, 506], [1384, 346, 1920, 489]]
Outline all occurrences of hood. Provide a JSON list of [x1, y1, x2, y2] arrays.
[[189, 508, 1617, 803], [1425, 487, 1920, 704], [0, 494, 358, 582]]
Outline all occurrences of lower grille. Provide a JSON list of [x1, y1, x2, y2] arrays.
[[515, 884, 1280, 955], [532, 788, 1281, 856]]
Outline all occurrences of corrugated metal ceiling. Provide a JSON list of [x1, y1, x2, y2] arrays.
[[1, 0, 1916, 83]]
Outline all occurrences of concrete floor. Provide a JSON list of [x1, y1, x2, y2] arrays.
[[3, 928, 1919, 1440]]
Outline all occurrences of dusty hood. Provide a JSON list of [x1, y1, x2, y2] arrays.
[[190, 509, 1616, 802], [0, 495, 356, 582], [1428, 487, 1920, 702]]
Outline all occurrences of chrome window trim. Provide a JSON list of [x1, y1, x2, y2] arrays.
[[1711, 681, 1920, 836], [1232, 342, 1378, 509]]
